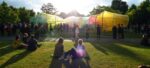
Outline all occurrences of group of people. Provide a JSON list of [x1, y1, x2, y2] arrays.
[[51, 38, 90, 68], [112, 24, 125, 39], [12, 33, 38, 51], [0, 22, 52, 38]]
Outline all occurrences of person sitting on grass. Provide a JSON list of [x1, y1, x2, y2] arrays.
[[69, 39, 90, 68], [22, 33, 29, 44], [12, 35, 28, 49], [58, 39, 79, 68], [27, 35, 38, 51]]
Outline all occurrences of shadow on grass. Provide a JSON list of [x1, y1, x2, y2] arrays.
[[118, 40, 150, 49], [0, 50, 32, 68], [0, 41, 11, 49], [49, 57, 63, 68], [0, 42, 6, 48], [0, 46, 15, 57], [89, 42, 109, 55], [49, 56, 91, 68], [89, 41, 150, 64]]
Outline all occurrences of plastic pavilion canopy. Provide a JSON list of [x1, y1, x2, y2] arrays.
[[96, 11, 129, 31], [30, 13, 64, 27], [64, 16, 89, 28], [30, 11, 129, 31]]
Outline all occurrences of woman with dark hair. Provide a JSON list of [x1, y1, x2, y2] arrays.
[[50, 38, 64, 68], [54, 38, 64, 59]]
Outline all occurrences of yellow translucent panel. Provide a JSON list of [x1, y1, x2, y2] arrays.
[[96, 11, 129, 31], [30, 11, 129, 31]]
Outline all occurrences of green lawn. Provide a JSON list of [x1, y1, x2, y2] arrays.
[[0, 40, 150, 68]]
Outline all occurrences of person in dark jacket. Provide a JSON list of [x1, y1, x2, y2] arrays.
[[53, 38, 64, 58], [27, 35, 38, 51], [96, 25, 101, 39], [86, 28, 90, 39], [112, 25, 117, 39], [120, 24, 125, 39], [117, 24, 121, 39], [50, 38, 64, 68]]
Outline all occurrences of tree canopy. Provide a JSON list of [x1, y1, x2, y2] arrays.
[[0, 1, 35, 24], [111, 0, 128, 14], [127, 0, 150, 27], [41, 3, 56, 15]]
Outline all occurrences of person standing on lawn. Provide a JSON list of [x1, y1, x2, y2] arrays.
[[50, 38, 64, 68], [112, 25, 117, 39], [96, 24, 101, 40]]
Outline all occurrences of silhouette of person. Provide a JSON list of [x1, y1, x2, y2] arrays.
[[120, 24, 124, 39], [96, 25, 101, 39], [27, 35, 38, 51], [86, 28, 90, 39], [112, 25, 117, 39], [117, 24, 121, 39], [50, 38, 64, 68]]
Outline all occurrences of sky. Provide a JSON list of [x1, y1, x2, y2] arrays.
[[0, 0, 144, 15]]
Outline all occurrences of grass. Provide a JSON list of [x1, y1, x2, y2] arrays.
[[0, 39, 150, 68]]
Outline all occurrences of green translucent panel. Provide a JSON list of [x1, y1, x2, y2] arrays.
[[30, 13, 64, 27]]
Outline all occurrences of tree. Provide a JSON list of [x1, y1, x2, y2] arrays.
[[111, 0, 121, 10], [128, 4, 137, 12], [58, 12, 67, 19], [120, 1, 128, 14], [18, 7, 35, 23], [18, 7, 30, 22], [90, 5, 120, 15], [41, 3, 56, 14], [0, 1, 35, 24], [8, 8, 20, 23], [111, 0, 128, 14], [0, 1, 10, 23], [29, 10, 35, 17], [127, 0, 150, 28], [137, 0, 150, 25], [67, 10, 84, 17]]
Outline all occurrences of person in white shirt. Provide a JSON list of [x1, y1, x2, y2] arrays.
[[75, 25, 80, 39]]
